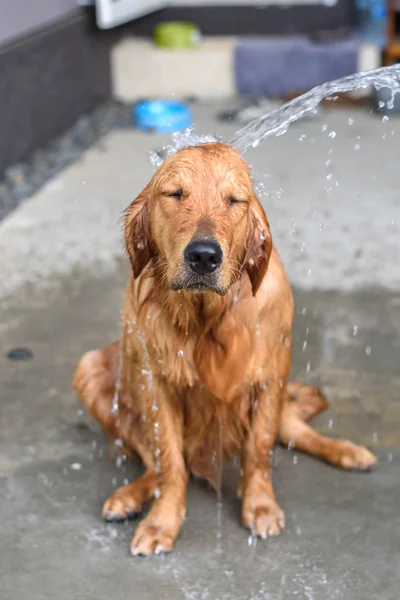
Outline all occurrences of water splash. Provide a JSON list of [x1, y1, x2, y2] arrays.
[[149, 126, 221, 169], [111, 313, 125, 416], [147, 67, 400, 179], [136, 328, 162, 486], [215, 415, 224, 553], [230, 65, 400, 153]]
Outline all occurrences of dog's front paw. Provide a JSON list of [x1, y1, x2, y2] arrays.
[[102, 488, 142, 522], [242, 493, 285, 539], [130, 519, 176, 556]]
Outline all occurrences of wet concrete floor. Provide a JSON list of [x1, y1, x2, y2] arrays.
[[0, 263, 399, 600]]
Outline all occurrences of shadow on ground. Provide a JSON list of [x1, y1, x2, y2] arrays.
[[1, 263, 399, 600]]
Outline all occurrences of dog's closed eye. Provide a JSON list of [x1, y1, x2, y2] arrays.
[[164, 189, 184, 200], [228, 195, 247, 206]]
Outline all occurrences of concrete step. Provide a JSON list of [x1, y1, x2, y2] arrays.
[[111, 36, 236, 101]]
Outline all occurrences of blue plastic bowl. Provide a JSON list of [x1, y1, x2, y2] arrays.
[[133, 100, 193, 133]]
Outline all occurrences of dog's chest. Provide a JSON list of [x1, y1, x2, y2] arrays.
[[183, 385, 252, 486], [151, 331, 263, 393]]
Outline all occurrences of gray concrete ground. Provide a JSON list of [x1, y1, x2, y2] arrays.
[[1, 103, 400, 599]]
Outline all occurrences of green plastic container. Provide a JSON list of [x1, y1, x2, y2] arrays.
[[153, 22, 202, 49]]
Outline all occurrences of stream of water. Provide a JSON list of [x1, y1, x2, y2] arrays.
[[230, 64, 400, 152], [150, 64, 400, 167]]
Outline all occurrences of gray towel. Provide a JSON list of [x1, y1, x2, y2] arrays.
[[235, 35, 362, 97]]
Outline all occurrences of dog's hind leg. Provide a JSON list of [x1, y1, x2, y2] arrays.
[[285, 381, 329, 422], [72, 343, 153, 467], [279, 393, 376, 471], [73, 345, 158, 521]]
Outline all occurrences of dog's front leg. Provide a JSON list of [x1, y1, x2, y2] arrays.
[[241, 379, 285, 538], [130, 380, 187, 556]]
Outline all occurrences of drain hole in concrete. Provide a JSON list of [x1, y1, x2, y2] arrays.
[[7, 347, 33, 361]]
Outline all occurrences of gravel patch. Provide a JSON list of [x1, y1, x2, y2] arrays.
[[0, 102, 133, 221]]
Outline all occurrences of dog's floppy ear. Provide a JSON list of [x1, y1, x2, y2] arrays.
[[244, 197, 272, 295], [124, 185, 152, 278]]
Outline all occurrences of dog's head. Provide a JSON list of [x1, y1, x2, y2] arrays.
[[125, 143, 272, 296]]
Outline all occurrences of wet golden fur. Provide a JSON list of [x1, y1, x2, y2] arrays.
[[73, 143, 376, 556]]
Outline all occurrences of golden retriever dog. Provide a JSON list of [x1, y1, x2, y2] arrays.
[[73, 142, 376, 556]]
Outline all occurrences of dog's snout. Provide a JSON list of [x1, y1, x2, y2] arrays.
[[185, 240, 222, 275]]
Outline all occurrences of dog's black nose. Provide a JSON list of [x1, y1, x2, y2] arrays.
[[185, 240, 222, 275]]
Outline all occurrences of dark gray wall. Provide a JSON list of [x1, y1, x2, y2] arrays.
[[0, 0, 78, 45]]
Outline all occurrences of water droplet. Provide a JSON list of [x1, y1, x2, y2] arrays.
[[348, 117, 354, 125], [365, 345, 371, 356], [293, 455, 298, 465], [328, 131, 336, 139], [382, 115, 389, 123], [177, 349, 184, 357], [354, 143, 360, 151], [306, 362, 311, 372], [372, 432, 378, 443], [70, 463, 82, 471], [353, 325, 358, 336], [302, 341, 307, 352], [321, 124, 328, 131]]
